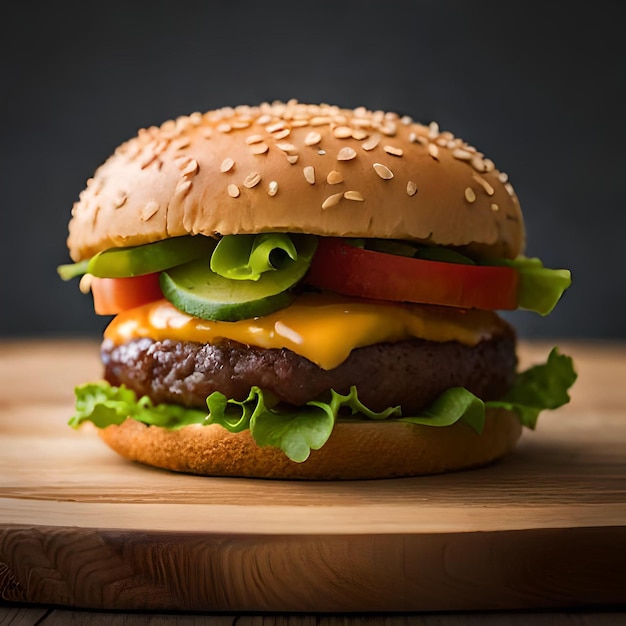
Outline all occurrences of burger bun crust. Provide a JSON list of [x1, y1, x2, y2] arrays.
[[98, 408, 522, 480], [68, 101, 524, 262]]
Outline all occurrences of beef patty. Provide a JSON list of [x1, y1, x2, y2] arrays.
[[102, 330, 517, 414]]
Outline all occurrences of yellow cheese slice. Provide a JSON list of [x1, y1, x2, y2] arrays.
[[104, 292, 506, 370]]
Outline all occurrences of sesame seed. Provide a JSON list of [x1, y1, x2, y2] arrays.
[[383, 145, 403, 157], [483, 158, 495, 172], [351, 129, 368, 140], [333, 126, 352, 138], [266, 121, 286, 133], [327, 170, 344, 184], [322, 192, 344, 209], [231, 120, 251, 130], [154, 140, 168, 155], [159, 120, 176, 135], [220, 157, 235, 173], [175, 180, 192, 198], [243, 172, 262, 188], [175, 154, 191, 168], [406, 181, 418, 196], [344, 191, 364, 201], [199, 127, 213, 139], [380, 122, 397, 136], [427, 144, 440, 160], [465, 187, 477, 203], [498, 172, 509, 183], [141, 200, 159, 221], [303, 166, 316, 184], [125, 143, 142, 160], [473, 174, 495, 196], [428, 122, 439, 138], [79, 273, 93, 294], [180, 158, 199, 177], [268, 181, 278, 196], [362, 135, 380, 151], [452, 148, 473, 161], [471, 156, 486, 172], [276, 142, 297, 154], [286, 155, 299, 164], [337, 147, 357, 161], [227, 184, 240, 198], [401, 115, 413, 125], [504, 182, 515, 197], [351, 117, 372, 128], [216, 123, 232, 133], [245, 134, 265, 145], [273, 128, 291, 139], [250, 142, 269, 155], [113, 191, 127, 209], [172, 137, 191, 151], [311, 116, 332, 126], [318, 149, 326, 155], [305, 131, 322, 146], [373, 163, 394, 179], [491, 203, 499, 212], [139, 152, 158, 170]]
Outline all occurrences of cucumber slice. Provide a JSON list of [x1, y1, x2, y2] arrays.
[[87, 236, 217, 278], [160, 235, 318, 321]]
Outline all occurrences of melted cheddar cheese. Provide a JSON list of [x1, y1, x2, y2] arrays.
[[104, 292, 506, 370]]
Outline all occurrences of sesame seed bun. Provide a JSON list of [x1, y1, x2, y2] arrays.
[[67, 100, 525, 262], [98, 407, 522, 480]]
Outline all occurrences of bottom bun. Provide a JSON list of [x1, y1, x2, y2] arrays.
[[99, 408, 522, 480]]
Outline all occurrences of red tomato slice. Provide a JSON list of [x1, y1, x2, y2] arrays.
[[306, 238, 519, 311], [91, 273, 163, 315]]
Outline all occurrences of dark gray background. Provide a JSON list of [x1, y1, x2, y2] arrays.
[[1, 0, 624, 340]]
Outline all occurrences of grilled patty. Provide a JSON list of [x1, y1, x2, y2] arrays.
[[102, 329, 517, 413]]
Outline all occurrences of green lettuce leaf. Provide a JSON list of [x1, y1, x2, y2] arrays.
[[57, 259, 90, 281], [210, 233, 313, 281], [490, 256, 571, 315], [70, 348, 576, 463], [399, 387, 486, 432], [487, 347, 577, 429], [70, 383, 207, 430], [207, 386, 401, 462]]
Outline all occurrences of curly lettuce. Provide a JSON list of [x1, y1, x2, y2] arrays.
[[71, 348, 576, 463], [209, 233, 316, 281]]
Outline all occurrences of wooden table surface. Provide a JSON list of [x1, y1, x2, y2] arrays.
[[1, 338, 625, 624]]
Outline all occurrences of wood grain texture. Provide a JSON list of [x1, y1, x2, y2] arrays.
[[0, 339, 625, 612], [2, 606, 626, 625]]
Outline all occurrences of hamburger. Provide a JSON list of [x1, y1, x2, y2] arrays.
[[58, 100, 575, 479]]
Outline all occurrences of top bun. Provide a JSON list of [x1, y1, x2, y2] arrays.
[[67, 100, 525, 261]]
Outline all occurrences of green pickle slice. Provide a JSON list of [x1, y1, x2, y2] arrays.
[[160, 235, 317, 322], [87, 236, 217, 278]]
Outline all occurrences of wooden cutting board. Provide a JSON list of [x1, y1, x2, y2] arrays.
[[1, 339, 625, 612]]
